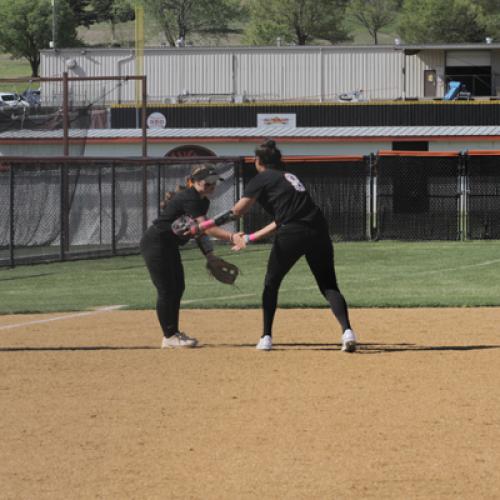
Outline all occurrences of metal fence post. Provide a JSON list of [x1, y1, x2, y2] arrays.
[[111, 163, 116, 255], [461, 151, 469, 241], [142, 164, 148, 233], [59, 163, 67, 260], [141, 76, 148, 234], [157, 163, 162, 218], [9, 163, 15, 267], [63, 72, 69, 157], [365, 154, 371, 240], [458, 152, 468, 241], [60, 73, 71, 258], [98, 166, 103, 245], [368, 153, 377, 241], [236, 159, 244, 233]]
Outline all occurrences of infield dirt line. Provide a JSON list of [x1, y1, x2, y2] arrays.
[[0, 305, 125, 331]]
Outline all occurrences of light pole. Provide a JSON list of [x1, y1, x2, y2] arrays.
[[50, 0, 56, 49]]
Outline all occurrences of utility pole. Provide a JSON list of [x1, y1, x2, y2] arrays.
[[50, 0, 56, 49]]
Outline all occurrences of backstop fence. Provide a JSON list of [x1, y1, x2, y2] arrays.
[[1, 152, 500, 266]]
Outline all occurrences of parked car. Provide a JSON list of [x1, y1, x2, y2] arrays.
[[22, 88, 41, 107], [0, 92, 31, 111]]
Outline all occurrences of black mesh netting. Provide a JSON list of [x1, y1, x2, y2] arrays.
[[3, 154, 500, 266], [242, 161, 368, 241], [0, 158, 239, 266], [467, 155, 500, 240], [376, 156, 460, 240], [66, 164, 113, 252]]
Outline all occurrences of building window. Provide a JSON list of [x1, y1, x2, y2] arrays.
[[392, 141, 429, 151]]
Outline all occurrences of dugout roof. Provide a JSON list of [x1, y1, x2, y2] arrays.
[[2, 125, 500, 144]]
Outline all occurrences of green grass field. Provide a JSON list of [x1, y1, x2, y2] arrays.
[[1, 240, 500, 314], [0, 54, 31, 93]]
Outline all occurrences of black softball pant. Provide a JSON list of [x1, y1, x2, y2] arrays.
[[262, 222, 351, 336], [140, 226, 185, 338]]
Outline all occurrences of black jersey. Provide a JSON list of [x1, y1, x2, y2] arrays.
[[243, 169, 322, 226], [153, 187, 209, 244]]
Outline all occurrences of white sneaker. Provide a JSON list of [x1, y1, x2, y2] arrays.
[[161, 332, 198, 349], [256, 335, 272, 351], [341, 329, 357, 352]]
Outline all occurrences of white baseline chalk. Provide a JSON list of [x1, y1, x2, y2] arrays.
[[0, 305, 125, 331]]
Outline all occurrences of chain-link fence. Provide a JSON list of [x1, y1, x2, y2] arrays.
[[466, 153, 500, 240], [2, 153, 500, 266], [0, 157, 239, 266], [375, 153, 461, 240], [0, 75, 146, 157], [241, 158, 369, 241]]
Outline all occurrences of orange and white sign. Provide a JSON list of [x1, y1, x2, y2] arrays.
[[257, 113, 296, 128]]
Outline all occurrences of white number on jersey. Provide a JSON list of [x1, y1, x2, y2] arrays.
[[284, 173, 306, 192]]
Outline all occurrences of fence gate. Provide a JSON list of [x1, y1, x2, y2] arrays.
[[466, 152, 500, 240], [375, 152, 461, 240]]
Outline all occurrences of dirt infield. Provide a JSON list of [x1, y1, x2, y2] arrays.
[[1, 308, 500, 499]]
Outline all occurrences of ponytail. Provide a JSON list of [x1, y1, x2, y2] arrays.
[[160, 184, 186, 211], [255, 139, 283, 169]]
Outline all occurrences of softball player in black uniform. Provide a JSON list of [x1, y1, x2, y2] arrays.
[[231, 140, 357, 352], [140, 165, 236, 348]]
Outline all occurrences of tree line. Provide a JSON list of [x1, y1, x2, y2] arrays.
[[1, 0, 499, 76]]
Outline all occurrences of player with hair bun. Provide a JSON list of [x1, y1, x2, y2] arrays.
[[230, 139, 358, 352]]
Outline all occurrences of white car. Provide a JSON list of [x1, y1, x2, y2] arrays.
[[0, 92, 30, 110]]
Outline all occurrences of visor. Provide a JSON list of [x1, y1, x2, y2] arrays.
[[203, 173, 220, 184], [192, 167, 223, 184]]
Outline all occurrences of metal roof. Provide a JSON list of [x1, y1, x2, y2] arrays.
[[2, 125, 500, 141], [40, 43, 500, 54]]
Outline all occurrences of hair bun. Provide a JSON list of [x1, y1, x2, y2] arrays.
[[263, 139, 276, 149]]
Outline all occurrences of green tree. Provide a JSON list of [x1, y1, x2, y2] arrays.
[[90, 0, 135, 42], [348, 0, 400, 44], [245, 0, 351, 46], [476, 0, 500, 12], [68, 0, 96, 27], [141, 0, 243, 46], [399, 0, 488, 43], [0, 0, 80, 76], [476, 0, 500, 41]]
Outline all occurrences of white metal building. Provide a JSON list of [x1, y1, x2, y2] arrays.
[[39, 43, 500, 105]]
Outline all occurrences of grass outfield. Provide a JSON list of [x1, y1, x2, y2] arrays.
[[0, 54, 31, 93], [1, 240, 500, 314]]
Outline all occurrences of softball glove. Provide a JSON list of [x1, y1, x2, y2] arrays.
[[206, 254, 239, 285]]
